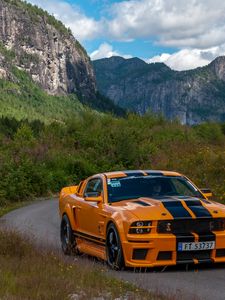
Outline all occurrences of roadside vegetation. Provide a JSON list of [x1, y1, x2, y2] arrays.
[[0, 113, 224, 207], [0, 230, 163, 300]]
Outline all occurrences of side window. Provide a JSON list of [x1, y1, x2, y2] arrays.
[[84, 178, 103, 197], [171, 178, 198, 197]]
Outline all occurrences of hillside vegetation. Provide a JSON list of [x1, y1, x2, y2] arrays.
[[0, 113, 224, 207], [0, 67, 85, 123], [0, 52, 123, 122]]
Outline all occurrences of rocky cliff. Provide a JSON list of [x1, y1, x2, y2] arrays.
[[93, 56, 225, 124], [0, 0, 96, 100]]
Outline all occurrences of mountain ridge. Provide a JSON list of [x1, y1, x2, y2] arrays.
[[0, 0, 124, 118], [0, 0, 96, 99], [93, 56, 225, 124]]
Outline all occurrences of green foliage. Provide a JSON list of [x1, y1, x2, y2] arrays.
[[75, 40, 88, 56], [84, 92, 126, 117], [18, 52, 39, 66], [0, 42, 15, 61], [0, 114, 224, 204], [0, 40, 124, 121], [194, 122, 224, 143], [0, 67, 84, 123]]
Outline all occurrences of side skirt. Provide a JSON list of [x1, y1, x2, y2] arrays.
[[74, 231, 106, 261]]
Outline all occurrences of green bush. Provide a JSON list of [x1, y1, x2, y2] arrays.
[[0, 113, 224, 204]]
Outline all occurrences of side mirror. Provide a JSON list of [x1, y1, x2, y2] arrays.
[[84, 192, 103, 203], [201, 188, 213, 199]]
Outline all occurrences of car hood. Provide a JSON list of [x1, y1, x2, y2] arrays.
[[111, 196, 225, 220]]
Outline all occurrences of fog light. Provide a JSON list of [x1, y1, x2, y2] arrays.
[[157, 221, 173, 233]]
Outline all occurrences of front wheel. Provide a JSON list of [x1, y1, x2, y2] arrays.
[[60, 215, 77, 255], [106, 223, 124, 270]]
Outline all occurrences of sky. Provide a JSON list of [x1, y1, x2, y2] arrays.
[[27, 0, 225, 71]]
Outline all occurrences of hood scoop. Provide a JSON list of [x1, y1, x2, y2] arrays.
[[133, 200, 151, 207]]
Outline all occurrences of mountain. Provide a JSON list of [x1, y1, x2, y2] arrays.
[[0, 0, 123, 120], [93, 56, 225, 124]]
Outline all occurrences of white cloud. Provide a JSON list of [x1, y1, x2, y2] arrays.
[[90, 43, 132, 60], [107, 0, 225, 48], [27, 0, 102, 41], [147, 46, 225, 71], [26, 0, 225, 70], [147, 53, 171, 64], [27, 0, 225, 49]]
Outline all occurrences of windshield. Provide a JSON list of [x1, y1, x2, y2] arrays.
[[107, 176, 203, 203]]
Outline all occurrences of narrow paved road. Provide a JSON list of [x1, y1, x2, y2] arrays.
[[1, 199, 225, 300]]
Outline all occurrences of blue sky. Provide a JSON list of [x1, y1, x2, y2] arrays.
[[59, 0, 177, 58], [28, 0, 225, 70]]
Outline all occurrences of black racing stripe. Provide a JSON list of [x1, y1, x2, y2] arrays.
[[74, 230, 105, 245], [162, 200, 193, 219], [176, 234, 195, 263], [185, 200, 212, 218], [124, 170, 145, 177], [197, 233, 215, 242], [144, 170, 164, 176]]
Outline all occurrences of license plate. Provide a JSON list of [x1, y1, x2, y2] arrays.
[[178, 241, 215, 251]]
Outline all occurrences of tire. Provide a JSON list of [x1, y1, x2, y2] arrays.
[[106, 223, 124, 270], [60, 214, 77, 255]]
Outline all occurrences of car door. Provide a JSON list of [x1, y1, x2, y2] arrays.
[[75, 177, 106, 240]]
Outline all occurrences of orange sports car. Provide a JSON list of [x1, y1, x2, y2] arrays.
[[59, 170, 225, 269]]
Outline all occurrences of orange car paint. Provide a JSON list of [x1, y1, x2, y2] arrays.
[[59, 170, 225, 267]]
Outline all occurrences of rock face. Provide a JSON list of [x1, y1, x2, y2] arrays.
[[0, 0, 96, 99], [93, 56, 225, 124]]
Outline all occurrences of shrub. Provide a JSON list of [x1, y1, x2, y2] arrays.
[[0, 114, 224, 203]]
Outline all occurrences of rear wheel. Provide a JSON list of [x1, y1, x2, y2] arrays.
[[106, 223, 124, 270], [60, 215, 77, 255]]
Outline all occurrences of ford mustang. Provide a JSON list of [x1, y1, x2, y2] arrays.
[[59, 170, 225, 269]]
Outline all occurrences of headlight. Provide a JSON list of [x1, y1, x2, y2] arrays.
[[129, 221, 152, 234]]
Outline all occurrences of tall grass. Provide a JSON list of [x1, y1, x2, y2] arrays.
[[0, 230, 161, 300]]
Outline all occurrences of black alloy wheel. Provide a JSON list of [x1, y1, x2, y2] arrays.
[[60, 214, 77, 255], [106, 223, 124, 270]]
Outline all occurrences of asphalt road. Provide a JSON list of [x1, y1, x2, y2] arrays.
[[1, 199, 225, 300]]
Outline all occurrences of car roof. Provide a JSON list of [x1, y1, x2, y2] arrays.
[[102, 170, 182, 179]]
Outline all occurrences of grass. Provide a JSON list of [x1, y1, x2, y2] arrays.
[[0, 201, 32, 218], [0, 230, 165, 300]]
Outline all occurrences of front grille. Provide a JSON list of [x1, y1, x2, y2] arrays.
[[132, 249, 148, 260], [158, 218, 225, 234], [177, 250, 211, 262]]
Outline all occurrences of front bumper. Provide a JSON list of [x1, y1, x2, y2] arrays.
[[122, 231, 225, 267]]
